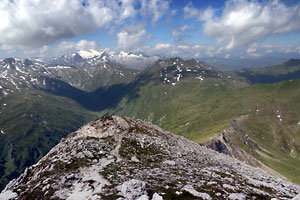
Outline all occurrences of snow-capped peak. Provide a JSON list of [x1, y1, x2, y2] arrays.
[[77, 49, 102, 59], [48, 50, 160, 70]]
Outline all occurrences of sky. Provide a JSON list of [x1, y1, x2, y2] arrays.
[[0, 0, 300, 59]]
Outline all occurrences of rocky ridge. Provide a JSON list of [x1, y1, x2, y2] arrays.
[[0, 116, 299, 199], [145, 58, 247, 87]]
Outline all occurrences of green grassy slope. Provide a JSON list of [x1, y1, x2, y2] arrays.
[[0, 90, 97, 190], [102, 73, 300, 183], [226, 80, 300, 184], [111, 78, 246, 142]]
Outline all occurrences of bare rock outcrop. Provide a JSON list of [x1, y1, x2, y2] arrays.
[[0, 116, 299, 199]]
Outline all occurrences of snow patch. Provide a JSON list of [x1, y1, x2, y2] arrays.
[[176, 74, 182, 82], [163, 160, 176, 165], [47, 65, 71, 69], [15, 66, 28, 74], [228, 193, 246, 200], [196, 75, 204, 81], [182, 185, 211, 200], [0, 190, 18, 200]]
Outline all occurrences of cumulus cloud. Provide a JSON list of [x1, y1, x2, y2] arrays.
[[243, 43, 300, 57], [75, 40, 97, 50], [172, 25, 194, 42], [118, 0, 138, 20], [141, 0, 170, 22], [55, 40, 98, 54], [117, 25, 151, 50], [0, 0, 171, 49], [154, 43, 171, 50], [136, 42, 300, 59], [0, 44, 14, 51], [184, 2, 214, 21], [137, 43, 210, 59], [0, 0, 122, 47], [186, 0, 300, 50], [39, 45, 50, 56]]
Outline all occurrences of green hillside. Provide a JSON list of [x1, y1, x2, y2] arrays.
[[0, 90, 97, 190], [226, 80, 300, 184], [101, 66, 300, 184]]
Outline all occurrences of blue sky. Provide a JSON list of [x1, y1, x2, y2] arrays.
[[0, 0, 300, 59]]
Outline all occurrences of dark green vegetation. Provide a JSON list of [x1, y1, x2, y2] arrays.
[[1, 57, 300, 190], [0, 90, 97, 190]]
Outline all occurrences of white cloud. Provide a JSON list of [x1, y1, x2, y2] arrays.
[[0, 0, 171, 50], [120, 0, 136, 19], [0, 44, 14, 51], [56, 41, 76, 53], [141, 0, 170, 22], [184, 2, 214, 21], [39, 45, 49, 56], [244, 43, 300, 58], [178, 45, 190, 50], [246, 44, 257, 54], [137, 42, 300, 60], [186, 0, 300, 50], [224, 54, 231, 58], [172, 25, 194, 41], [117, 25, 150, 50], [55, 40, 98, 54], [75, 40, 97, 50], [154, 43, 171, 50], [0, 0, 137, 48], [138, 43, 210, 59]]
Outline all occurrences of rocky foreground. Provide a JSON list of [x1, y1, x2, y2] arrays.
[[0, 116, 299, 200]]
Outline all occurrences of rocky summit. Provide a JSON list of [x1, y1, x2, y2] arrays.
[[0, 116, 299, 200]]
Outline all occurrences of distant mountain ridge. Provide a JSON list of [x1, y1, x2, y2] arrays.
[[0, 57, 138, 93], [236, 58, 300, 84], [202, 56, 290, 71], [48, 49, 160, 70]]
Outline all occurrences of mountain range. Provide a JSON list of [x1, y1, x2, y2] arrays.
[[202, 56, 291, 71], [46, 49, 160, 70], [0, 50, 300, 196]]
